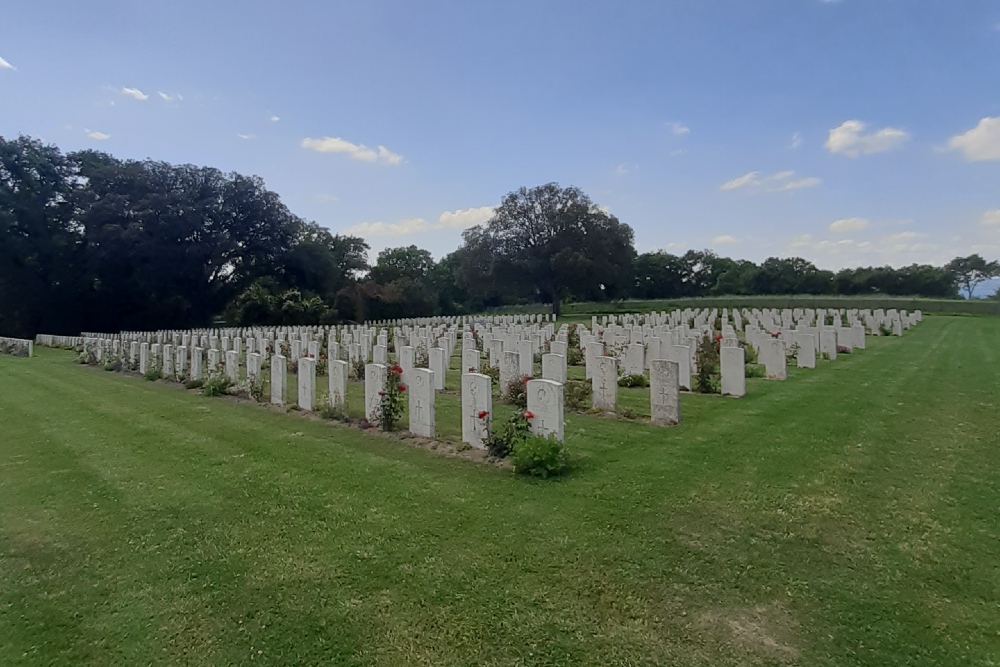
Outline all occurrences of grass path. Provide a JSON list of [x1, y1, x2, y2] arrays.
[[1, 316, 998, 666]]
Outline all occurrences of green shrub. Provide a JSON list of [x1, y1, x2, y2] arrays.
[[485, 410, 532, 458], [144, 368, 163, 382], [618, 373, 648, 388], [185, 379, 205, 390], [564, 380, 592, 410], [744, 363, 766, 378], [502, 375, 529, 408], [202, 374, 233, 397], [567, 347, 584, 366], [482, 364, 500, 384], [510, 435, 569, 478]]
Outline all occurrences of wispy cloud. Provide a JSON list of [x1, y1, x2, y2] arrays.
[[720, 170, 821, 193], [829, 217, 868, 232], [0, 56, 14, 70], [301, 136, 403, 165], [84, 129, 110, 141], [948, 117, 1000, 161], [825, 120, 909, 157], [345, 206, 496, 238], [157, 91, 182, 102], [981, 210, 1000, 227], [790, 132, 803, 149], [120, 87, 149, 101], [666, 121, 690, 136], [270, 115, 281, 122], [237, 133, 255, 140], [711, 235, 740, 245]]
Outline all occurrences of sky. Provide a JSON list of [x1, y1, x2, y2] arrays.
[[3, 0, 1000, 287]]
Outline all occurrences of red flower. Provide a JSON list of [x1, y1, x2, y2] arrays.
[[771, 332, 780, 338], [477, 410, 489, 419], [378, 391, 386, 397], [714, 334, 723, 341], [309, 353, 315, 358], [390, 364, 403, 374], [399, 385, 407, 392], [523, 411, 534, 420]]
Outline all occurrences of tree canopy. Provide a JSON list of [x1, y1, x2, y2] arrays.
[[0, 135, 982, 338]]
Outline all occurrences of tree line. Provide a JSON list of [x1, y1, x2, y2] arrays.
[[1, 135, 995, 338]]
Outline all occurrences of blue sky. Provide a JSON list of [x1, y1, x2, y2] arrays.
[[4, 0, 1000, 281]]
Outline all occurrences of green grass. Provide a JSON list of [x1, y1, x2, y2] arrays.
[[2, 316, 999, 666]]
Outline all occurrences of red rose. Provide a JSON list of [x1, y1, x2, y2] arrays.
[[524, 411, 534, 419], [477, 410, 489, 419], [715, 334, 723, 341], [378, 391, 386, 397], [399, 385, 407, 392]]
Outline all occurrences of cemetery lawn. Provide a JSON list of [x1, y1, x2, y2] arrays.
[[2, 316, 1000, 667]]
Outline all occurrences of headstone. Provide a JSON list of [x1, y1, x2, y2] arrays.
[[225, 350, 239, 382], [670, 344, 692, 391], [461, 372, 492, 450], [408, 368, 436, 437], [247, 352, 262, 384], [541, 353, 567, 384], [297, 357, 316, 411], [797, 333, 816, 369], [365, 363, 387, 424], [623, 343, 645, 376], [373, 344, 388, 365], [517, 339, 534, 377], [191, 347, 203, 381], [819, 329, 838, 360], [763, 338, 787, 380], [329, 359, 348, 409], [650, 359, 681, 425], [429, 347, 446, 390], [720, 346, 745, 397], [462, 348, 481, 374], [139, 343, 149, 375], [591, 356, 618, 412], [500, 351, 520, 394], [162, 344, 174, 378], [270, 354, 286, 405], [526, 379, 564, 442]]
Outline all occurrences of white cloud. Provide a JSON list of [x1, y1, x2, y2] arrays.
[[316, 194, 339, 204], [829, 217, 869, 232], [84, 129, 110, 141], [667, 121, 690, 136], [948, 117, 1000, 161], [615, 163, 630, 176], [980, 209, 1000, 227], [157, 91, 182, 102], [712, 235, 740, 245], [270, 115, 281, 122], [887, 231, 926, 242], [301, 136, 403, 165], [790, 132, 803, 149], [120, 87, 149, 101], [720, 170, 821, 193], [345, 205, 496, 238], [438, 206, 494, 230], [825, 120, 909, 157], [0, 56, 14, 70], [343, 218, 429, 237], [237, 133, 255, 140]]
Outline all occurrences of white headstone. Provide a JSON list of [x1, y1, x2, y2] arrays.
[[796, 333, 816, 369], [527, 379, 564, 442], [270, 354, 286, 405], [650, 359, 680, 425], [500, 351, 520, 395], [191, 347, 203, 381], [429, 347, 446, 390], [541, 353, 567, 385], [461, 372, 492, 450], [462, 348, 481, 374], [329, 359, 348, 409], [298, 357, 316, 411], [365, 363, 387, 424], [592, 356, 618, 412], [225, 350, 239, 382], [408, 368, 436, 437], [720, 346, 745, 397]]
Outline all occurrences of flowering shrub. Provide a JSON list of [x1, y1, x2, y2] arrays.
[[694, 335, 720, 394], [374, 364, 406, 431], [836, 345, 851, 354], [502, 375, 530, 408], [617, 373, 648, 388], [484, 410, 533, 458], [564, 380, 592, 410]]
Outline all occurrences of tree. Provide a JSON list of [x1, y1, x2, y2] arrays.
[[462, 183, 635, 316], [946, 254, 999, 299]]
